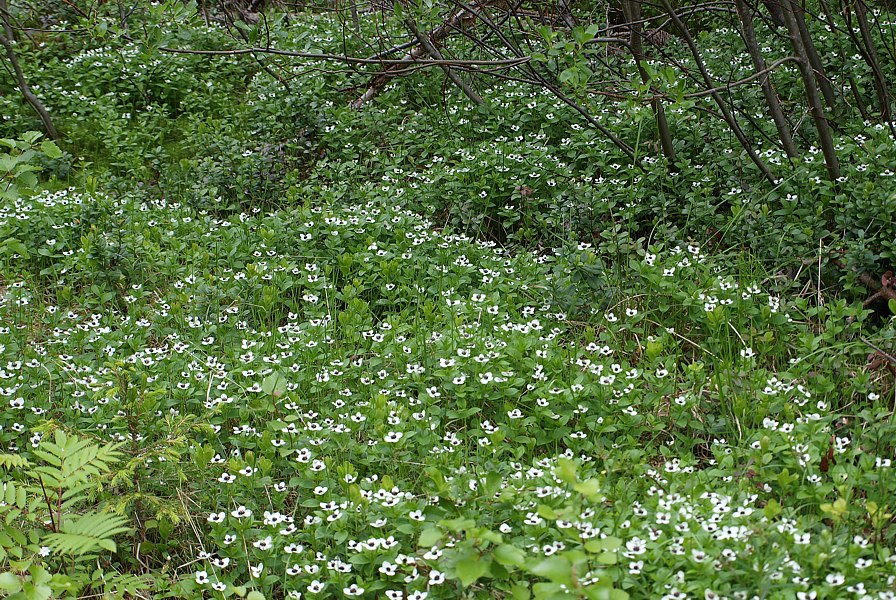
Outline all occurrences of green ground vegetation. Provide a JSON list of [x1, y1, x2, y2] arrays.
[[1, 2, 896, 599]]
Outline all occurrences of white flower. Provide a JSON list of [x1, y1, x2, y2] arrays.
[[384, 431, 403, 443], [253, 536, 272, 550], [231, 506, 252, 519], [195, 571, 209, 584], [429, 570, 445, 584], [626, 537, 647, 555]]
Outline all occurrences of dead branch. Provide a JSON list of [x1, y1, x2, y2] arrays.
[[351, 1, 491, 108], [403, 16, 484, 106], [0, 0, 59, 139]]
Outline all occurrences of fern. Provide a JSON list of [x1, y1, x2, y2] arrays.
[[0, 453, 29, 470], [2, 480, 28, 509], [0, 431, 136, 596], [44, 512, 131, 556], [97, 572, 152, 598], [29, 430, 121, 489]]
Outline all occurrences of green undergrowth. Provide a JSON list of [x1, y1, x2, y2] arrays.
[[1, 4, 896, 600], [1, 185, 895, 598]]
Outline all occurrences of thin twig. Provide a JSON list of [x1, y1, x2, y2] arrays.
[[860, 338, 896, 365]]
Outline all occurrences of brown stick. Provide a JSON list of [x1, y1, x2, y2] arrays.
[[660, 0, 777, 185], [623, 0, 676, 170], [404, 16, 484, 106], [791, 0, 837, 111], [155, 43, 529, 67], [351, 2, 489, 108], [832, 259, 896, 304], [781, 0, 840, 180], [735, 0, 798, 158], [448, 0, 638, 160], [0, 0, 59, 140], [852, 0, 895, 140], [861, 338, 896, 365]]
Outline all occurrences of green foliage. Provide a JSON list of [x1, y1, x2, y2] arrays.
[[0, 431, 147, 598], [0, 132, 59, 203], [2, 3, 896, 599], [0, 132, 67, 263], [43, 513, 131, 556]]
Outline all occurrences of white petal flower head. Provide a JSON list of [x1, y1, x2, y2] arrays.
[[231, 506, 252, 519]]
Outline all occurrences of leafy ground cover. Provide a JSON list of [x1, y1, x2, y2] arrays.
[[1, 4, 896, 600]]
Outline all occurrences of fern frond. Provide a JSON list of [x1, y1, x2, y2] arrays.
[[30, 465, 65, 487], [44, 512, 131, 556], [30, 438, 121, 488], [2, 481, 28, 508], [99, 572, 152, 598], [31, 447, 64, 468], [0, 453, 29, 470], [65, 441, 122, 478]]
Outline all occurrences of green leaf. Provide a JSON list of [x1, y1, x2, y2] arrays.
[[455, 553, 490, 587], [510, 583, 531, 600], [603, 536, 623, 550], [40, 141, 62, 159], [44, 512, 130, 556], [22, 131, 42, 145], [0, 238, 28, 259], [555, 458, 577, 484], [573, 478, 602, 500], [261, 371, 288, 398], [532, 582, 569, 600], [529, 556, 572, 585], [889, 298, 896, 316], [763, 498, 782, 519], [246, 592, 266, 600], [0, 572, 22, 593], [440, 517, 476, 532], [493, 544, 527, 567], [418, 525, 442, 548], [483, 471, 503, 496], [558, 68, 577, 84], [22, 580, 52, 600]]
